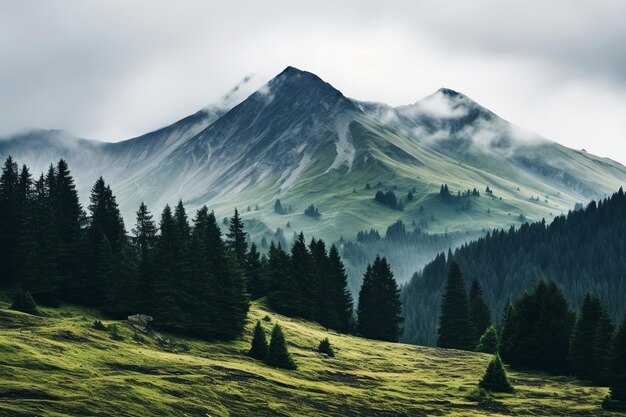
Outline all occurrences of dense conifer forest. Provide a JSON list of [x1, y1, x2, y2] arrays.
[[0, 157, 361, 340], [402, 188, 626, 346]]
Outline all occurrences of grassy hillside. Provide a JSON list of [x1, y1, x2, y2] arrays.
[[0, 300, 617, 417]]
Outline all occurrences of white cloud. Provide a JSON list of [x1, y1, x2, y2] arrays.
[[0, 0, 625, 164]]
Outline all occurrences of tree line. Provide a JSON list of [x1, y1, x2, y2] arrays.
[[0, 157, 250, 340], [437, 262, 626, 408], [2, 157, 396, 341], [402, 188, 626, 346]]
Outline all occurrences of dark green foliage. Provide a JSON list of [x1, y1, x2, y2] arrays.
[[608, 315, 626, 403], [266, 324, 297, 370], [479, 354, 513, 393], [569, 294, 614, 383], [274, 199, 286, 215], [246, 243, 265, 300], [304, 204, 321, 218], [248, 321, 269, 360], [0, 157, 20, 284], [264, 233, 353, 333], [92, 320, 107, 331], [374, 190, 403, 210], [475, 325, 499, 354], [50, 159, 83, 302], [133, 202, 157, 262], [357, 256, 403, 342], [327, 244, 354, 333], [402, 188, 626, 346], [593, 306, 614, 385], [226, 208, 247, 266], [437, 263, 474, 350], [290, 232, 315, 318], [1, 157, 250, 342], [107, 324, 123, 341], [499, 281, 574, 374], [318, 337, 335, 357], [10, 286, 40, 316], [266, 242, 300, 316], [469, 279, 492, 346]]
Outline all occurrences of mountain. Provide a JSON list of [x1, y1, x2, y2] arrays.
[[0, 299, 613, 416], [2, 67, 626, 288]]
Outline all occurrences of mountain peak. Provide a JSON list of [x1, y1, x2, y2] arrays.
[[436, 87, 464, 98]]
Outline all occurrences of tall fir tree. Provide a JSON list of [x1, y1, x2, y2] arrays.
[[437, 263, 474, 350], [150, 205, 185, 331], [290, 232, 315, 318], [266, 324, 297, 370], [248, 321, 269, 360], [357, 256, 403, 342], [132, 202, 157, 310], [17, 173, 59, 304], [266, 242, 299, 315], [50, 159, 83, 302], [570, 294, 602, 380], [592, 305, 614, 385], [499, 281, 574, 374], [469, 278, 492, 346], [608, 315, 626, 403], [328, 244, 354, 333], [0, 156, 19, 283], [246, 243, 265, 300], [479, 354, 513, 393], [226, 208, 248, 267], [86, 177, 127, 304]]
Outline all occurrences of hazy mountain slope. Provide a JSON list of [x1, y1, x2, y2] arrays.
[[355, 88, 626, 201], [0, 300, 616, 417]]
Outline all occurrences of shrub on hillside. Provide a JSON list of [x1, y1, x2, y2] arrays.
[[318, 337, 335, 357], [11, 287, 40, 316]]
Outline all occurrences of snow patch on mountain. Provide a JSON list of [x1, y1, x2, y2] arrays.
[[280, 153, 313, 191], [326, 118, 355, 173]]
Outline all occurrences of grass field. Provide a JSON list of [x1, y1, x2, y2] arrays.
[[0, 299, 618, 417]]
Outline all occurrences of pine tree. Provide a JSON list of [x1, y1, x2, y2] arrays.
[[318, 337, 335, 357], [51, 159, 83, 302], [476, 325, 499, 354], [499, 303, 516, 362], [150, 205, 184, 331], [570, 294, 602, 380], [86, 177, 127, 305], [499, 281, 574, 374], [328, 244, 354, 333], [132, 202, 157, 262], [10, 285, 40, 316], [17, 173, 59, 305], [185, 206, 219, 338], [437, 263, 474, 350], [592, 305, 614, 385], [290, 232, 315, 318], [0, 156, 19, 283], [266, 324, 297, 370], [246, 243, 265, 300], [226, 208, 248, 267], [479, 354, 513, 393], [248, 321, 269, 360], [607, 315, 626, 403], [357, 256, 403, 342], [469, 278, 491, 345], [266, 242, 299, 315]]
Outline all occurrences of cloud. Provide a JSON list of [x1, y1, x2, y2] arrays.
[[0, 0, 625, 164]]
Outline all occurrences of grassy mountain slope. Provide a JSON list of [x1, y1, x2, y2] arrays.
[[0, 300, 616, 417]]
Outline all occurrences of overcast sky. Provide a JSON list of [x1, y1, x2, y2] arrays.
[[1, 0, 625, 163]]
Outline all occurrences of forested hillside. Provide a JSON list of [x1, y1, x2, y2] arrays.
[[402, 188, 626, 345]]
